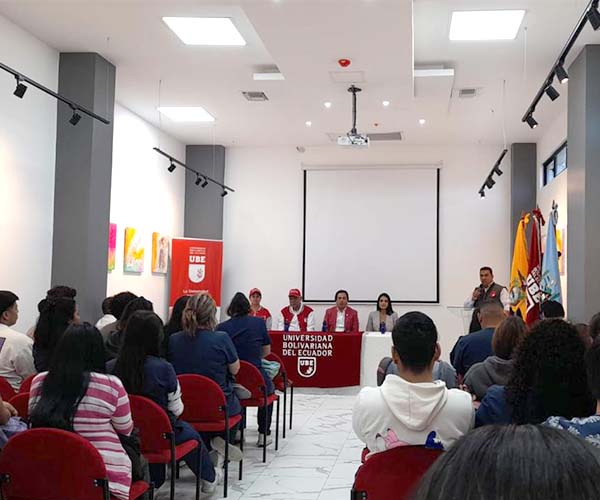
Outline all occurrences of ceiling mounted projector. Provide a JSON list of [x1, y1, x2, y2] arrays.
[[338, 85, 369, 148]]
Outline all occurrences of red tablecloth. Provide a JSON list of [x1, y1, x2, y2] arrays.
[[269, 331, 363, 388]]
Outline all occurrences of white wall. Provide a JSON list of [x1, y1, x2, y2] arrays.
[[223, 144, 511, 360], [107, 104, 185, 321], [0, 14, 58, 331], [536, 110, 568, 311]]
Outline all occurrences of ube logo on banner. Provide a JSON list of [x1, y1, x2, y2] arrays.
[[188, 264, 205, 283], [298, 357, 317, 378]]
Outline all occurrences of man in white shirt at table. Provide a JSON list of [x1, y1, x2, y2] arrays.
[[276, 288, 316, 331]]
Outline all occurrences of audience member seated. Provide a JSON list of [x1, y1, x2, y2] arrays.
[[99, 291, 137, 341], [323, 290, 359, 333], [105, 296, 153, 360], [377, 357, 457, 389], [0, 395, 25, 449], [26, 285, 77, 338], [353, 312, 473, 456], [29, 323, 138, 500], [589, 312, 600, 341], [463, 316, 527, 400], [248, 288, 272, 330], [475, 319, 595, 427], [450, 301, 505, 379], [168, 293, 242, 421], [218, 292, 274, 446], [576, 323, 593, 349], [110, 310, 224, 493], [0, 291, 36, 391], [413, 425, 600, 500], [365, 292, 398, 333], [540, 300, 565, 319], [543, 337, 600, 447], [95, 296, 116, 330], [32, 296, 79, 372], [276, 288, 315, 331], [162, 295, 190, 356]]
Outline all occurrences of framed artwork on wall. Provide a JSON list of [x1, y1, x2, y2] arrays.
[[108, 223, 117, 272], [152, 232, 170, 274], [124, 227, 144, 273]]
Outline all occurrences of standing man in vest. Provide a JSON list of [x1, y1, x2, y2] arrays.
[[323, 290, 360, 333], [464, 266, 509, 332], [276, 288, 316, 331]]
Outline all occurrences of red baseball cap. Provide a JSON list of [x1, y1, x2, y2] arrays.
[[288, 288, 302, 298], [249, 288, 262, 297]]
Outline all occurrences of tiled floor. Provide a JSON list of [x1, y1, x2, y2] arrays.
[[155, 387, 362, 500]]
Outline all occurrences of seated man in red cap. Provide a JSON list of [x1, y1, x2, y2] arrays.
[[248, 288, 272, 330], [276, 289, 315, 331], [323, 289, 359, 333]]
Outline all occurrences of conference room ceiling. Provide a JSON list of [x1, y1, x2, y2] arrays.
[[0, 0, 599, 147]]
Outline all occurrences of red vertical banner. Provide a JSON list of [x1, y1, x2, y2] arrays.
[[525, 209, 545, 325], [170, 238, 223, 307]]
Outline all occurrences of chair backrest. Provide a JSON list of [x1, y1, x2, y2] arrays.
[[129, 394, 173, 454], [8, 392, 29, 420], [236, 361, 266, 399], [177, 374, 226, 422], [18, 373, 36, 394], [352, 445, 443, 500], [266, 352, 287, 376], [0, 377, 16, 402], [0, 427, 108, 500]]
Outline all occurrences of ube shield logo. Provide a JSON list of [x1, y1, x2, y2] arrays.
[[188, 264, 205, 283], [298, 357, 317, 378]]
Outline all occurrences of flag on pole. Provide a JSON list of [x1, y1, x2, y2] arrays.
[[526, 209, 545, 325], [509, 213, 530, 318], [541, 203, 563, 304]]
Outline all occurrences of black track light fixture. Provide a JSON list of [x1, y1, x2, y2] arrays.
[[221, 190, 228, 197], [492, 164, 504, 176], [555, 64, 569, 84], [479, 188, 486, 198], [201, 178, 209, 188], [484, 177, 496, 189], [13, 76, 27, 98], [69, 107, 82, 126], [545, 84, 560, 101], [168, 162, 176, 173], [526, 114, 539, 129], [588, 7, 600, 30], [195, 175, 202, 186]]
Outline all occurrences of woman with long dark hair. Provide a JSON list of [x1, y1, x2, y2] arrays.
[[29, 323, 134, 500], [105, 296, 153, 360], [218, 292, 274, 446], [111, 310, 223, 493], [365, 293, 398, 333], [476, 319, 595, 426], [161, 295, 190, 356], [33, 296, 79, 371]]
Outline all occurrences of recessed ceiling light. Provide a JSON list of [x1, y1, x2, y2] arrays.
[[324, 101, 332, 108], [158, 107, 215, 122], [305, 121, 312, 127], [419, 119, 426, 125], [382, 100, 390, 107], [449, 10, 525, 41], [163, 17, 246, 46]]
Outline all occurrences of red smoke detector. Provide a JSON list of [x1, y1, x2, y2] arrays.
[[338, 58, 351, 68]]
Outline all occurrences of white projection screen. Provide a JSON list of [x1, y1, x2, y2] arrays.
[[303, 166, 439, 303]]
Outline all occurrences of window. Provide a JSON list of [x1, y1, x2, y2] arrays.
[[543, 142, 567, 186]]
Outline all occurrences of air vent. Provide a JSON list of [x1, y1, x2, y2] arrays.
[[368, 132, 403, 142], [458, 88, 478, 98], [242, 91, 269, 101]]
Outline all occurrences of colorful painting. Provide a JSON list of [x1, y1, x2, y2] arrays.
[[108, 223, 117, 272], [124, 227, 144, 273], [152, 232, 170, 274]]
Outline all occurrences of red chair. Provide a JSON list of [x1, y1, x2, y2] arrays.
[[0, 377, 16, 402], [178, 374, 243, 497], [129, 395, 200, 500], [236, 361, 280, 463], [18, 373, 36, 393], [0, 427, 151, 499], [266, 352, 294, 438], [351, 445, 443, 500], [8, 392, 29, 420]]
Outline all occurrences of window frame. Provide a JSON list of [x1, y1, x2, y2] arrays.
[[543, 141, 567, 187]]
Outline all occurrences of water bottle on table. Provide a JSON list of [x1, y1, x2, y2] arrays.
[[379, 322, 386, 334], [322, 321, 328, 333]]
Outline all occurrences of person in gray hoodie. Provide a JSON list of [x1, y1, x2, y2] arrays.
[[463, 316, 527, 400], [353, 312, 474, 457]]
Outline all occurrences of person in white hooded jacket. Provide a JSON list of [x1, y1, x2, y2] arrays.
[[353, 312, 474, 456]]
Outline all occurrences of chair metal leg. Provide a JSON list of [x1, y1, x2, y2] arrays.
[[289, 385, 294, 430], [262, 388, 268, 463], [224, 406, 230, 498], [195, 445, 201, 500], [169, 434, 176, 500], [239, 417, 244, 481], [282, 384, 287, 439], [175, 461, 180, 479], [275, 397, 280, 451], [148, 482, 155, 500]]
